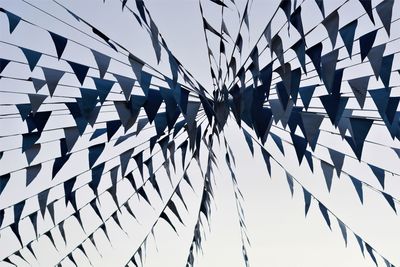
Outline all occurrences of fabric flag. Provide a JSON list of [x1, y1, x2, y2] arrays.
[[92, 50, 111, 79], [21, 48, 42, 71], [49, 32, 68, 60], [67, 61, 89, 85], [42, 67, 64, 96], [339, 20, 357, 58]]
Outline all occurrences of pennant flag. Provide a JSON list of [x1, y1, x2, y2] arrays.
[[338, 219, 347, 246], [322, 11, 339, 48], [0, 58, 10, 73], [367, 44, 386, 80], [300, 112, 323, 151], [93, 77, 115, 104], [21, 48, 42, 71], [30, 78, 47, 92], [306, 43, 322, 77], [0, 173, 10, 195], [382, 192, 396, 213], [28, 94, 47, 115], [291, 133, 308, 164], [321, 160, 334, 192], [92, 50, 111, 79], [339, 20, 357, 58], [26, 164, 41, 186], [318, 202, 331, 229], [328, 148, 345, 177], [380, 54, 394, 88], [114, 74, 136, 100], [292, 39, 306, 74], [144, 89, 163, 123], [359, 0, 374, 24], [348, 76, 369, 109], [42, 67, 64, 96], [368, 164, 385, 189], [286, 172, 294, 197], [346, 118, 373, 161], [359, 30, 377, 62], [315, 0, 325, 18], [67, 61, 89, 85], [3, 10, 21, 33], [350, 176, 363, 204], [321, 49, 339, 93], [88, 143, 105, 168], [290, 7, 304, 39], [149, 18, 162, 63], [299, 85, 316, 110], [303, 187, 312, 216], [49, 32, 68, 60], [271, 35, 284, 68], [376, 0, 394, 36], [38, 189, 50, 217]]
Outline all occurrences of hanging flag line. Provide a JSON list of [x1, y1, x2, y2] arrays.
[[219, 0, 250, 85], [269, 124, 400, 201], [183, 124, 218, 267], [37, 0, 205, 95], [0, 113, 159, 155], [247, 130, 397, 267], [199, 0, 221, 91], [0, 109, 204, 208], [261, 24, 400, 89], [120, 160, 196, 267], [1, 112, 208, 262], [9, 2, 204, 98], [267, 123, 400, 172], [238, 4, 398, 91], [111, 0, 213, 99], [221, 0, 285, 87], [55, 143, 199, 267], [0, 110, 206, 211], [0, 39, 204, 97], [120, 120, 213, 267], [2, 131, 197, 264], [216, 1, 226, 90], [224, 0, 308, 89], [222, 132, 251, 267], [0, 56, 201, 101]]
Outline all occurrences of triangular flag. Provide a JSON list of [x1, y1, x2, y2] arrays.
[[359, 0, 374, 24], [318, 202, 331, 229], [339, 20, 357, 58], [93, 77, 115, 104], [300, 112, 323, 151], [348, 76, 369, 109], [28, 94, 47, 115], [367, 44, 386, 80], [359, 30, 377, 61], [92, 50, 111, 79], [321, 49, 339, 93], [322, 11, 339, 48], [42, 67, 64, 96], [328, 148, 345, 177], [0, 58, 10, 73], [321, 160, 334, 192], [376, 0, 394, 36], [21, 48, 42, 71], [49, 32, 68, 59], [4, 10, 21, 33], [306, 43, 323, 78], [114, 74, 136, 101], [67, 61, 89, 85]]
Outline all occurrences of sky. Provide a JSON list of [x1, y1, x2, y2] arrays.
[[0, 0, 399, 267]]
